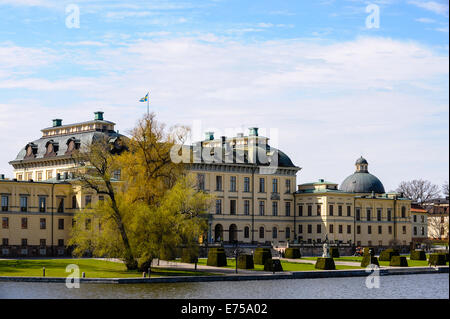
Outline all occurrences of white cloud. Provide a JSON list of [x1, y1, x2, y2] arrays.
[[415, 17, 437, 23], [409, 1, 449, 16]]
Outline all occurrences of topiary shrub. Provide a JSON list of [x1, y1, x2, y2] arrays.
[[207, 247, 227, 267], [284, 248, 301, 259], [315, 257, 336, 270], [253, 248, 272, 265], [361, 255, 379, 268], [329, 247, 340, 258], [379, 249, 400, 261], [390, 256, 408, 267], [237, 254, 254, 269], [263, 259, 283, 272], [363, 247, 375, 256], [181, 247, 199, 264], [428, 253, 446, 266], [410, 250, 426, 261]]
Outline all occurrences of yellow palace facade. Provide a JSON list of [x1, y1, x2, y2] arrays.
[[0, 113, 412, 257]]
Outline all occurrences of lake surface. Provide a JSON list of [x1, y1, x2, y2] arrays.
[[0, 273, 448, 299]]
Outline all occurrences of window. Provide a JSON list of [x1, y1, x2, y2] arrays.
[[421, 227, 425, 236], [377, 209, 382, 221], [329, 224, 334, 233], [21, 218, 27, 229], [286, 227, 291, 239], [378, 225, 382, 234], [357, 225, 361, 234], [244, 177, 250, 192], [387, 209, 392, 221], [40, 218, 46, 230], [307, 205, 312, 216], [98, 196, 104, 202], [85, 195, 92, 207], [413, 227, 417, 236], [215, 199, 222, 214], [272, 202, 278, 216], [57, 198, 64, 213], [317, 205, 321, 216], [2, 238, 8, 246], [402, 226, 406, 234], [285, 202, 291, 217], [329, 205, 334, 216], [368, 225, 372, 234], [259, 227, 265, 239], [244, 227, 249, 238], [413, 215, 417, 223], [421, 216, 425, 223], [366, 209, 371, 221], [347, 206, 351, 217], [230, 176, 236, 192], [347, 225, 351, 234], [113, 170, 121, 180], [317, 224, 321, 233], [20, 196, 28, 212], [21, 239, 27, 246], [298, 205, 303, 216], [2, 217, 9, 229], [46, 170, 53, 180], [36, 171, 42, 181], [72, 196, 77, 209], [40, 239, 46, 247], [39, 197, 46, 212], [58, 219, 64, 230], [272, 227, 277, 239], [58, 239, 64, 247], [298, 225, 303, 234], [197, 174, 205, 191], [307, 224, 312, 234], [338, 205, 342, 216], [230, 200, 236, 215], [388, 226, 392, 234], [244, 200, 250, 215], [356, 208, 361, 221], [272, 179, 278, 193], [259, 201, 265, 216], [259, 178, 265, 193], [401, 206, 406, 218], [1, 195, 8, 211], [285, 179, 291, 193], [338, 225, 343, 234]]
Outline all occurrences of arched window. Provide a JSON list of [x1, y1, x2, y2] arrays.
[[244, 226, 249, 239], [401, 206, 406, 218], [286, 227, 290, 239], [229, 224, 237, 243], [259, 227, 265, 239], [272, 227, 278, 239], [214, 224, 223, 242]]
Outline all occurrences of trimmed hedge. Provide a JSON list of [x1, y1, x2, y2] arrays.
[[284, 248, 301, 259], [379, 249, 400, 261], [207, 247, 227, 267], [315, 257, 336, 270], [361, 255, 379, 268], [329, 247, 340, 258], [390, 256, 408, 267], [264, 259, 283, 272], [363, 247, 375, 256], [181, 248, 198, 264], [428, 253, 446, 266], [254, 248, 272, 265], [410, 250, 426, 261], [237, 254, 254, 269]]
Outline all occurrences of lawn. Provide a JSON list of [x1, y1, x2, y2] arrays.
[[193, 258, 362, 271], [0, 259, 219, 278], [302, 255, 449, 267]]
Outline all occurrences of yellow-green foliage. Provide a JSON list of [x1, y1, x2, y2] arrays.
[[284, 248, 301, 259], [315, 257, 336, 270], [389, 256, 408, 267], [237, 255, 254, 269], [207, 248, 227, 267], [254, 248, 272, 265]]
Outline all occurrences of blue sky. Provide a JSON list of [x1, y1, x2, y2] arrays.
[[0, 0, 448, 192]]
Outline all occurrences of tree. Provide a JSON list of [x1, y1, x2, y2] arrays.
[[443, 181, 449, 198], [396, 179, 441, 203]]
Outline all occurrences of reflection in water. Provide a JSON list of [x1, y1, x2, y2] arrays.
[[0, 274, 448, 299]]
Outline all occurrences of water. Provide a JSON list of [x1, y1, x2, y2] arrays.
[[0, 274, 448, 299]]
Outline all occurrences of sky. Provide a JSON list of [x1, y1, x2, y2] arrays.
[[0, 0, 448, 193]]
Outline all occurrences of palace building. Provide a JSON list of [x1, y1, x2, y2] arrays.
[[0, 112, 413, 257]]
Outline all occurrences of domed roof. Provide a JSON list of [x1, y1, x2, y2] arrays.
[[340, 157, 385, 194]]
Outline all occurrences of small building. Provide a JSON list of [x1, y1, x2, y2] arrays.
[[410, 203, 428, 244]]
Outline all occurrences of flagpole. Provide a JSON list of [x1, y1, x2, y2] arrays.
[[147, 92, 149, 116]]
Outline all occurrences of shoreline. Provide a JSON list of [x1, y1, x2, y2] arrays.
[[0, 266, 447, 284]]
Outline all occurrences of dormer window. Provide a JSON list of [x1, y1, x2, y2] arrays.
[[24, 143, 38, 159], [44, 140, 59, 158], [65, 137, 80, 155]]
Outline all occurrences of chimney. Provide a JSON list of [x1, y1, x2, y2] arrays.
[[94, 111, 104, 121], [0, 174, 5, 180], [249, 127, 259, 137], [52, 119, 63, 127], [236, 133, 244, 138], [56, 173, 61, 180], [64, 172, 69, 180]]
